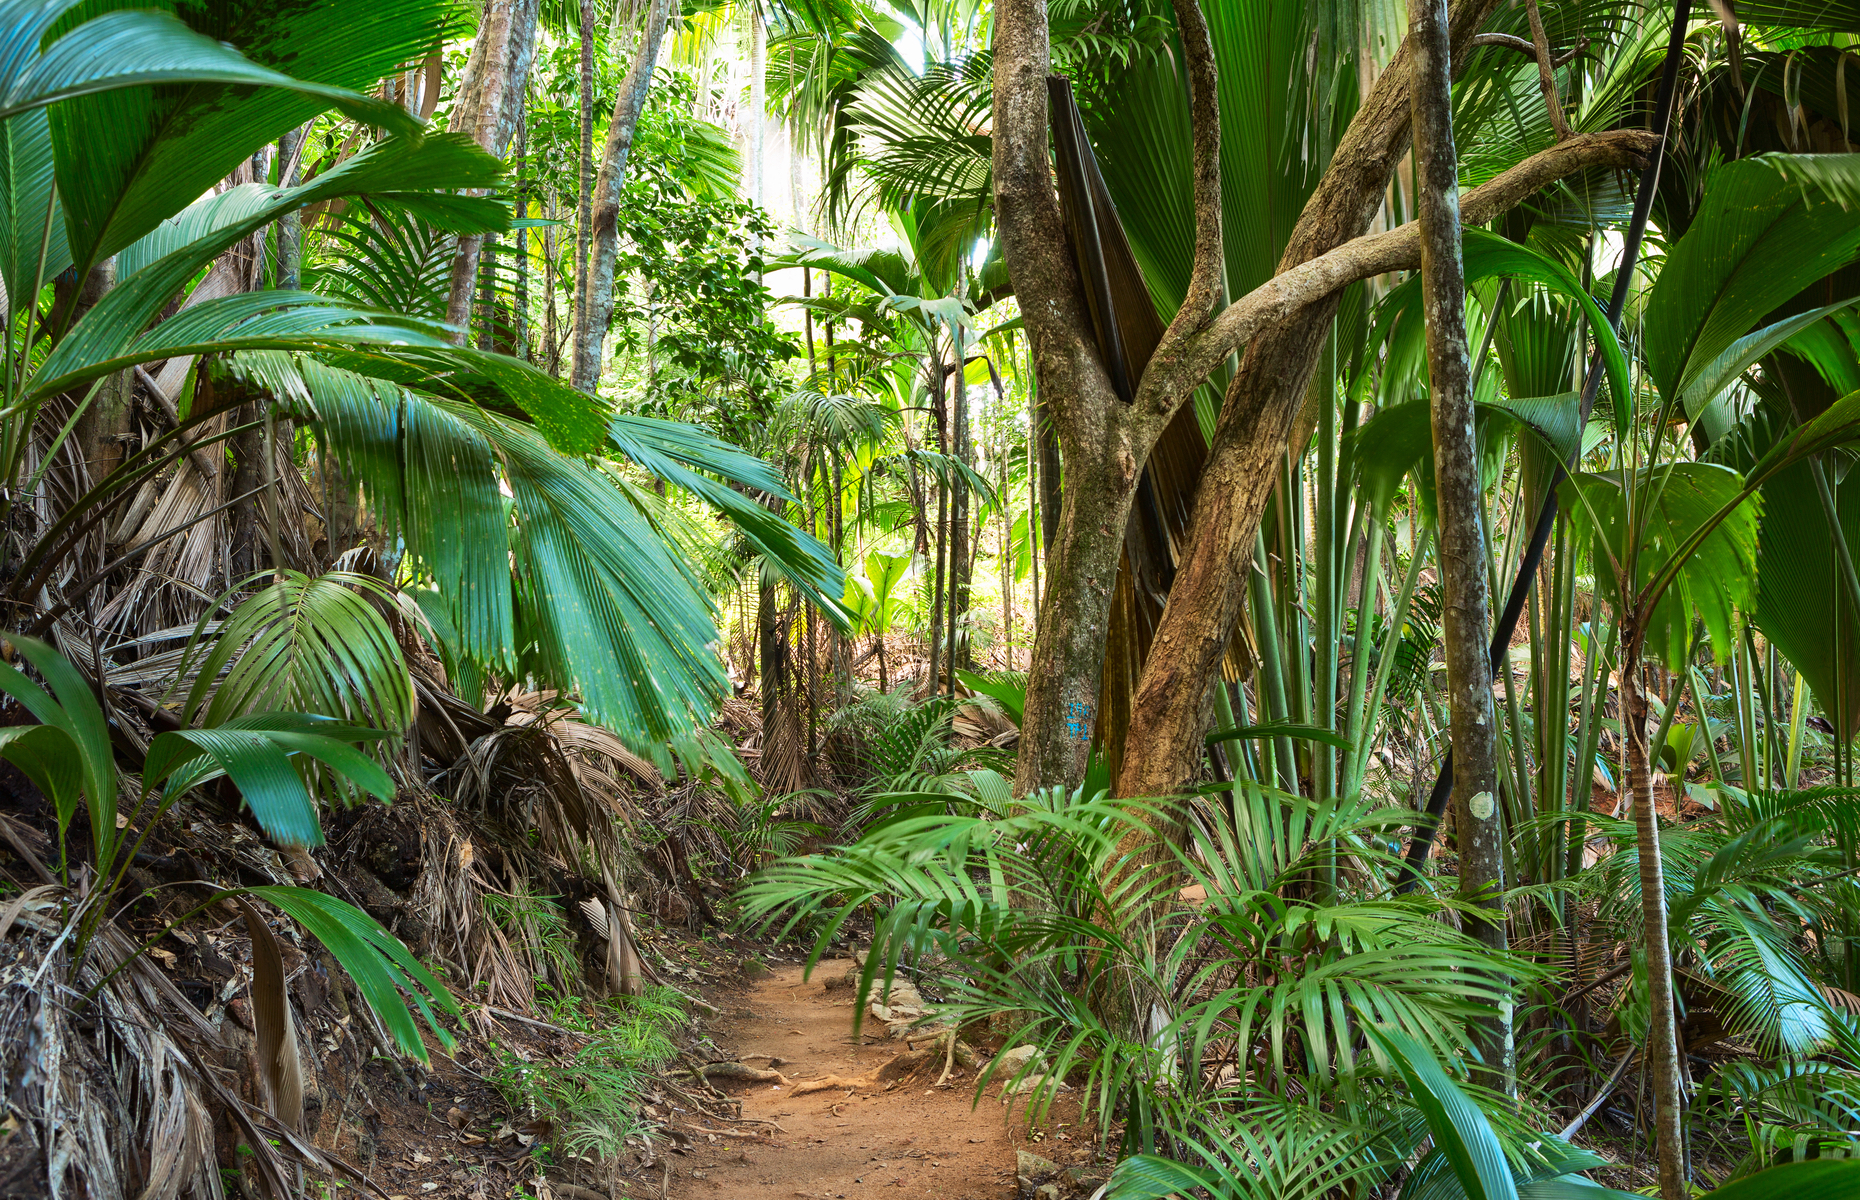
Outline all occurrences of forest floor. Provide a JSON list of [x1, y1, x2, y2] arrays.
[[667, 958, 1107, 1200], [333, 945, 1110, 1200]]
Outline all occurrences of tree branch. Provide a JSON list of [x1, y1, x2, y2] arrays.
[[1166, 0, 1224, 333], [1137, 129, 1657, 414], [1470, 32, 1585, 68], [1523, 0, 1572, 140]]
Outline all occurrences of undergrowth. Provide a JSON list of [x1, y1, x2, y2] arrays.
[[490, 985, 686, 1165]]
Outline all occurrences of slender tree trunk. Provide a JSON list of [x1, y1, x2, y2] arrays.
[[1621, 627, 1688, 1199], [758, 574, 781, 735], [444, 0, 542, 341], [928, 367, 948, 695], [276, 125, 307, 290], [950, 325, 972, 682], [514, 117, 529, 360], [745, 4, 765, 208], [543, 195, 561, 376], [69, 260, 132, 495], [571, 0, 673, 393], [1409, 0, 1512, 1087], [1001, 430, 1015, 668], [576, 0, 595, 346]]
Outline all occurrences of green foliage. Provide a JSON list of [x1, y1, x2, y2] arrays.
[[235, 352, 846, 753], [1561, 463, 1760, 668], [744, 784, 1531, 1150], [175, 570, 416, 734], [827, 688, 970, 797], [250, 885, 458, 1061], [1645, 155, 1860, 424], [612, 179, 795, 432], [483, 885, 582, 990], [490, 987, 685, 1164], [0, 638, 451, 1057]]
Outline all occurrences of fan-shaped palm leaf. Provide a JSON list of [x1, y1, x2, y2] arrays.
[[174, 570, 416, 735]]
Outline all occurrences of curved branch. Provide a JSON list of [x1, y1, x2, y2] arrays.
[[1167, 0, 1224, 332], [1136, 128, 1658, 415], [1470, 31, 1585, 68]]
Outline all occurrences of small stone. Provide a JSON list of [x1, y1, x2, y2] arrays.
[[1016, 1150, 1060, 1181], [1034, 1186, 1062, 1200], [994, 1045, 1045, 1075], [1005, 1072, 1069, 1096]]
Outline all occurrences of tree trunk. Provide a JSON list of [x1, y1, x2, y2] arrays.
[[570, 0, 673, 393], [745, 4, 765, 208], [68, 260, 133, 496], [513, 118, 529, 360], [1409, 0, 1511, 1089], [758, 574, 781, 736], [928, 400, 947, 695], [950, 327, 972, 680], [444, 0, 542, 342], [276, 124, 307, 290], [229, 400, 266, 579], [576, 0, 595, 350], [993, 0, 1144, 793], [1001, 430, 1015, 667], [543, 195, 561, 376], [1114, 0, 1505, 801], [1621, 627, 1688, 1200]]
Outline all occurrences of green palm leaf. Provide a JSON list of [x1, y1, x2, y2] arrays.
[[1643, 154, 1860, 411], [0, 105, 66, 305], [44, 0, 452, 275], [0, 5, 414, 129], [0, 636, 118, 868], [177, 570, 415, 733], [144, 713, 394, 847], [244, 885, 458, 1061], [1705, 1160, 1860, 1199], [1364, 1024, 1519, 1200]]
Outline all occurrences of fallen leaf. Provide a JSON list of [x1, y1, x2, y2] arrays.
[[410, 1151, 432, 1165], [445, 1106, 468, 1129]]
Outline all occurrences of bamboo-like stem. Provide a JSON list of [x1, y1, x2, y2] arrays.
[[1620, 628, 1689, 1200]]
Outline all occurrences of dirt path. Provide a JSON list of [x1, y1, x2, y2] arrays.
[[669, 959, 1097, 1200]]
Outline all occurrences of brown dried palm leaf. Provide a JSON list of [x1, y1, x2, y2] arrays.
[[0, 893, 375, 1200]]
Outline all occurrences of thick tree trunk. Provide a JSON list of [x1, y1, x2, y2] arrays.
[[444, 0, 542, 341], [993, 0, 1642, 798], [1621, 629, 1688, 1200], [570, 0, 673, 393], [1017, 460, 1142, 790], [1114, 0, 1505, 801], [994, 0, 1143, 793], [1409, 0, 1512, 1088]]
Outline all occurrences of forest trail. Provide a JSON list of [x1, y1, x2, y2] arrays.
[[671, 959, 1097, 1200]]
